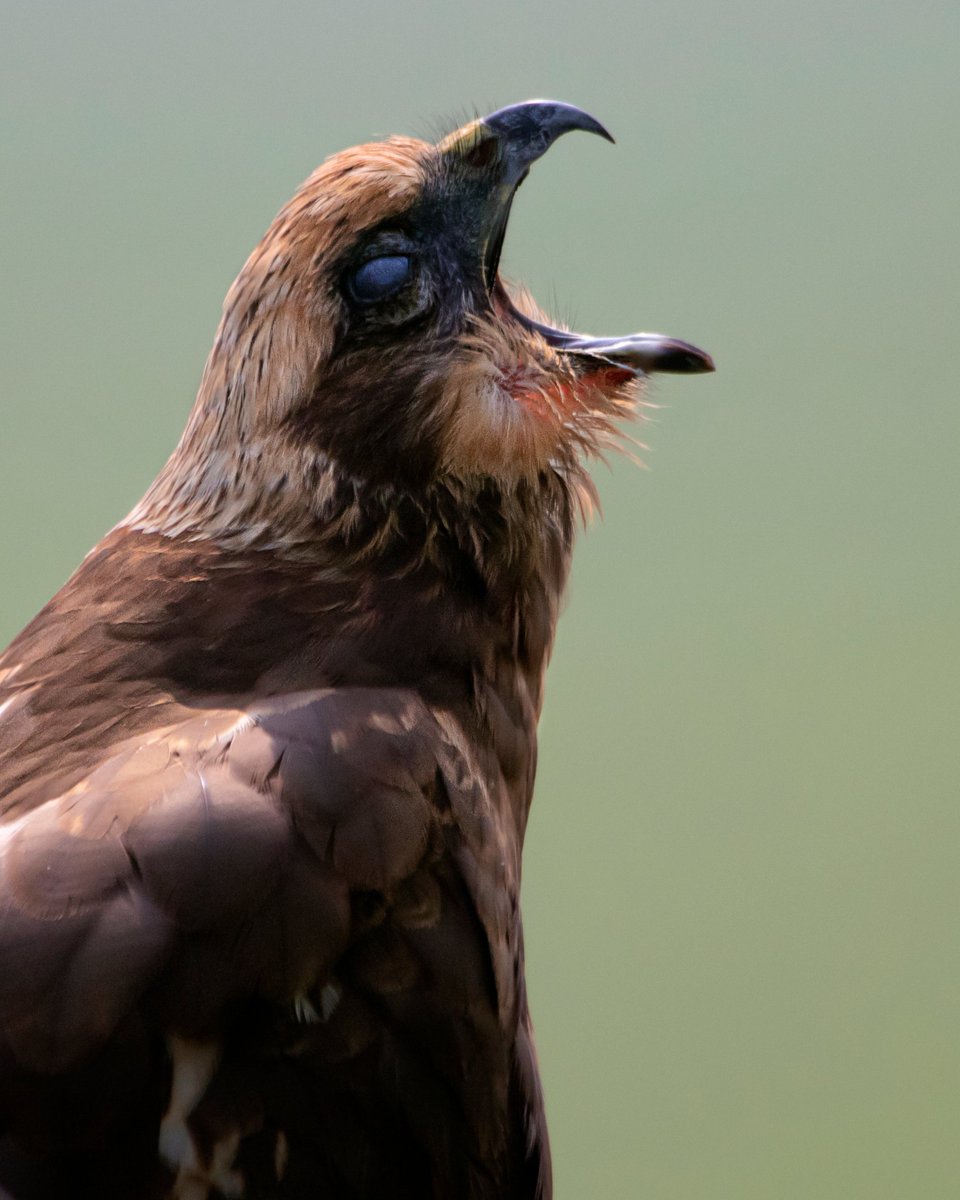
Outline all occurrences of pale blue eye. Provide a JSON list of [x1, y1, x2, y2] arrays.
[[348, 255, 412, 303]]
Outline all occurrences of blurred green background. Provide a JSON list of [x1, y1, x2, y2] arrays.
[[2, 2, 958, 1196]]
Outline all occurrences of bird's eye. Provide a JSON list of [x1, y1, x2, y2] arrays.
[[347, 255, 412, 304]]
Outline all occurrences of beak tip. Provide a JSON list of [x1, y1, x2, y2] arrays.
[[643, 339, 716, 375], [665, 347, 716, 375], [478, 100, 615, 160]]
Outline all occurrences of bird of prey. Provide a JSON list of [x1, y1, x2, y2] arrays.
[[0, 101, 712, 1199]]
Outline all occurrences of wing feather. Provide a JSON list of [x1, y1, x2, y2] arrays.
[[0, 688, 448, 1071]]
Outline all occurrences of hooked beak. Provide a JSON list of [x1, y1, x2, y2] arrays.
[[439, 99, 715, 377]]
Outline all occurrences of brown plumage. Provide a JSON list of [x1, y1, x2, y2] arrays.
[[0, 101, 712, 1199]]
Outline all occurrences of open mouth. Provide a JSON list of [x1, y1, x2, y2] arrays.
[[492, 278, 715, 376], [448, 100, 715, 380]]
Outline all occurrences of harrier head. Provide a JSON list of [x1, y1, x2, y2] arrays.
[[135, 101, 713, 540]]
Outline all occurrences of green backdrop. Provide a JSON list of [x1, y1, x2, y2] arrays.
[[2, 2, 958, 1196]]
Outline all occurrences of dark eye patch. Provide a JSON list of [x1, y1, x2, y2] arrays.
[[347, 255, 412, 303]]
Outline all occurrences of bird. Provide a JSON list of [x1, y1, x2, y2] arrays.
[[0, 101, 713, 1199]]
